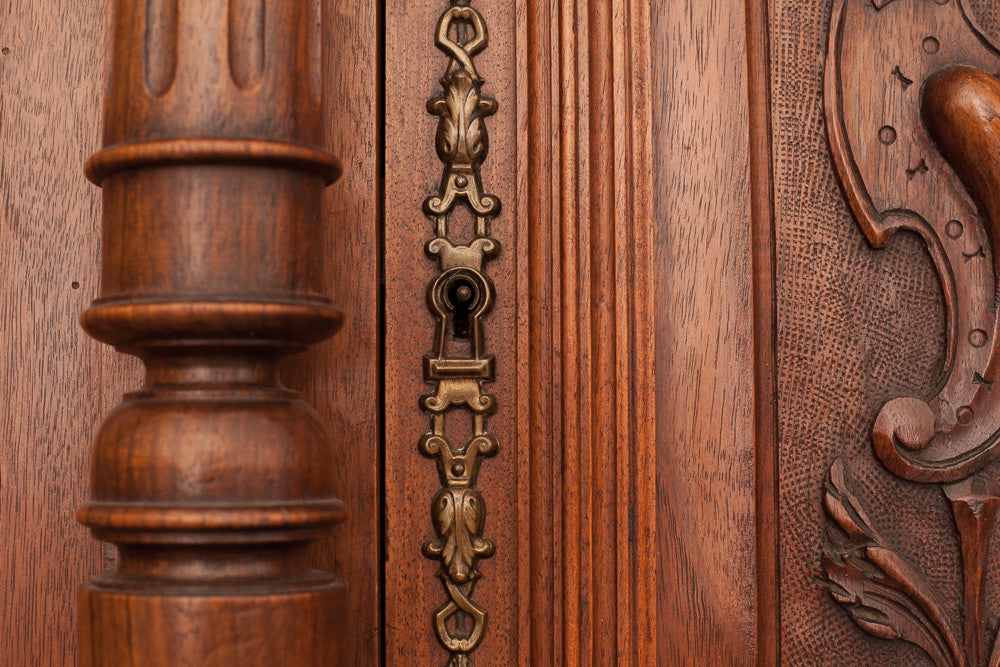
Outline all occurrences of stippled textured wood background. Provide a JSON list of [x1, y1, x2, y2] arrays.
[[774, 0, 1000, 663]]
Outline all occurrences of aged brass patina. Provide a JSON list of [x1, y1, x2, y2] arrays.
[[420, 2, 499, 665]]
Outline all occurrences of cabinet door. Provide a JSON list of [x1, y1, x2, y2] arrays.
[[383, 0, 1000, 665], [5, 0, 1000, 665]]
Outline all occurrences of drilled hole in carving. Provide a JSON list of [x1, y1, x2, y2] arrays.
[[958, 406, 975, 425], [923, 36, 941, 54], [974, 372, 994, 390], [71, 281, 80, 290], [878, 126, 897, 145], [1, 47, 9, 56], [963, 245, 986, 262], [970, 329, 989, 348], [946, 219, 964, 239], [934, 0, 949, 4]]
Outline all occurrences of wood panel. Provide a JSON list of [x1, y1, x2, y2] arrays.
[[287, 1, 381, 664], [652, 0, 759, 663], [383, 1, 520, 664], [384, 0, 655, 663], [0, 1, 106, 663], [771, 0, 1000, 663]]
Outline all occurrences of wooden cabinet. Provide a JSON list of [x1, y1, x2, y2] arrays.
[[3, 0, 1000, 664]]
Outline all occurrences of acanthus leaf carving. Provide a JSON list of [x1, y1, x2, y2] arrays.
[[821, 460, 966, 667], [824, 1, 1000, 663]]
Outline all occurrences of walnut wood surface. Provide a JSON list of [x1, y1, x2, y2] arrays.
[[652, 0, 760, 663], [12, 0, 1000, 663], [746, 0, 782, 662], [0, 1, 105, 663], [776, 0, 1000, 664], [76, 1, 352, 663]]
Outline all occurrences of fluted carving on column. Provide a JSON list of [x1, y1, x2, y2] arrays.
[[142, 0, 178, 97], [77, 1, 347, 664], [227, 0, 265, 90]]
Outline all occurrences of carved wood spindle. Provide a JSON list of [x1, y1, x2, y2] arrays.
[[76, 1, 347, 663]]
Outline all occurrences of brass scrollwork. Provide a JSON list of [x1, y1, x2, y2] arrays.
[[420, 2, 499, 664]]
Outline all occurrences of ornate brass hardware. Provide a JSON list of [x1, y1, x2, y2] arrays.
[[420, 2, 499, 664]]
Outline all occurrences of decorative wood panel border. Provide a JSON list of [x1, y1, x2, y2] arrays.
[[746, 0, 781, 663], [513, 0, 656, 663]]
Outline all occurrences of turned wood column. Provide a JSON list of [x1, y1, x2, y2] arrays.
[[77, 1, 346, 664]]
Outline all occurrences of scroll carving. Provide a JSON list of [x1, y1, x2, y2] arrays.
[[420, 2, 499, 665], [824, 1, 1000, 664]]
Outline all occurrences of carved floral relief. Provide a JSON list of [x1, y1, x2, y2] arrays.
[[823, 0, 1000, 664]]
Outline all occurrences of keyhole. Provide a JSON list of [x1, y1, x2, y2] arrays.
[[449, 279, 477, 339]]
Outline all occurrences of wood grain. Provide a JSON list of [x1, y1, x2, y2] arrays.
[[9, 0, 984, 662], [77, 1, 351, 663], [513, 0, 656, 663], [652, 0, 758, 664], [285, 1, 381, 664], [0, 0, 106, 663]]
